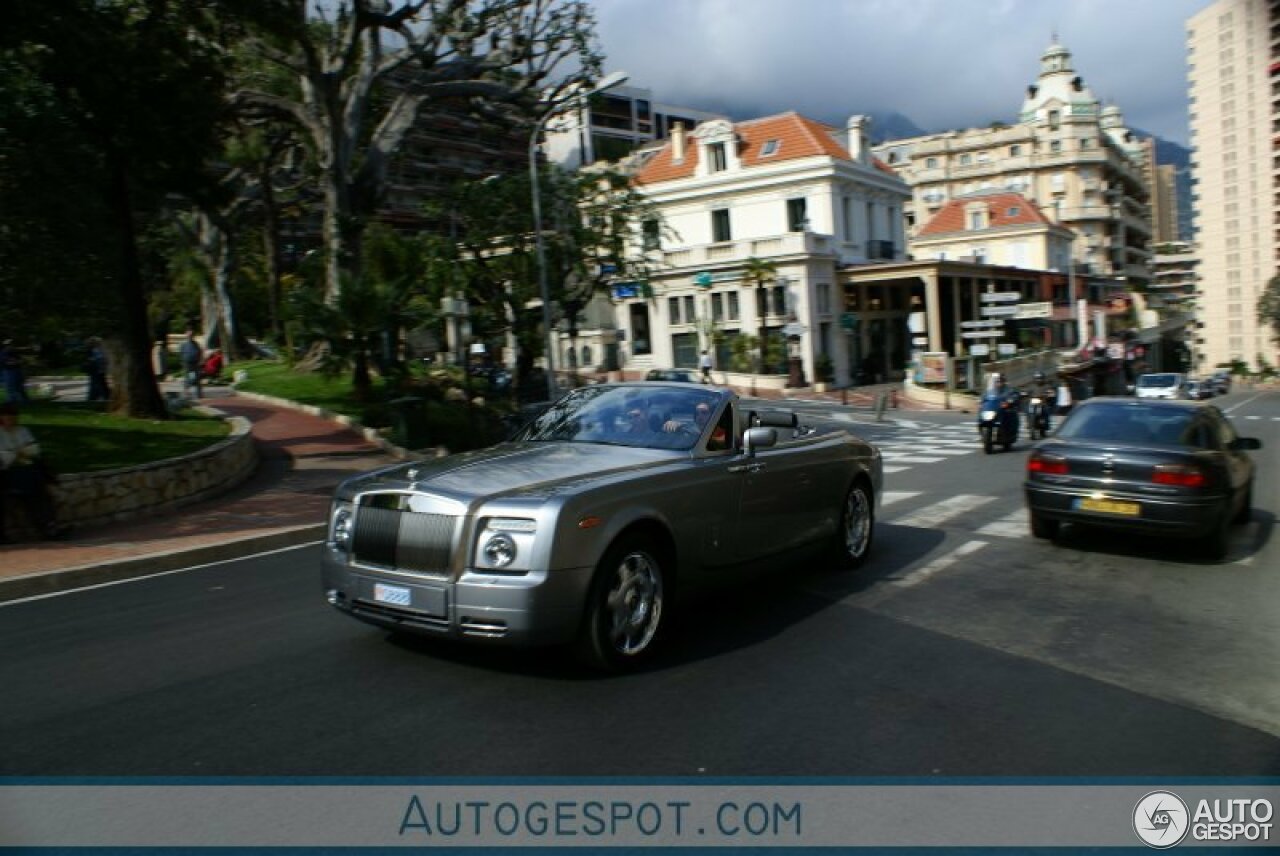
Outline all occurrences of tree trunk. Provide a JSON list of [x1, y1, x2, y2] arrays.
[[106, 154, 168, 419], [261, 175, 283, 344], [212, 230, 239, 362]]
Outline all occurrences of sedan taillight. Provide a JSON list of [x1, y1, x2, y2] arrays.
[[1152, 464, 1208, 488], [1027, 452, 1068, 475]]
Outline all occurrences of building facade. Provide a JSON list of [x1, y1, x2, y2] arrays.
[[616, 112, 912, 387], [872, 40, 1153, 290], [1186, 0, 1280, 372], [544, 83, 725, 170]]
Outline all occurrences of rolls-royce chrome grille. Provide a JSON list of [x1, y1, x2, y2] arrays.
[[351, 500, 456, 575]]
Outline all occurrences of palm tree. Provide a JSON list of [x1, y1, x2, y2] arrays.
[[742, 257, 778, 376]]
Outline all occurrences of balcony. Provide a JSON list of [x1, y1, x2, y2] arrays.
[[1058, 205, 1114, 222], [660, 232, 836, 270]]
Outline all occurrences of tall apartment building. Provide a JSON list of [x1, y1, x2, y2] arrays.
[[543, 84, 724, 170], [1187, 0, 1280, 372], [1144, 136, 1183, 244], [872, 40, 1153, 289]]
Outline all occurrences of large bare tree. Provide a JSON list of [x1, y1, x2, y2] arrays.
[[233, 0, 603, 304]]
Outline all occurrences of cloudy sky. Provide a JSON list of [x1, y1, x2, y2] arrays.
[[588, 0, 1212, 146]]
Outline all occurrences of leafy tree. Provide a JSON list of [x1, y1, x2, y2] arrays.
[[1258, 274, 1280, 346], [233, 0, 604, 304], [741, 257, 778, 372], [0, 0, 240, 417]]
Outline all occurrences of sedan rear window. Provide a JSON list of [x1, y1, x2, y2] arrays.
[[1057, 404, 1193, 444]]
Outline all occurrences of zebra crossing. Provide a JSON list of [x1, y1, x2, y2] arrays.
[[876, 488, 1261, 560], [871, 420, 982, 473]]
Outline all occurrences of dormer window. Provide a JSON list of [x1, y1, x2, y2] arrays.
[[760, 139, 781, 157], [709, 142, 727, 172], [1007, 206, 1021, 217], [969, 211, 984, 230], [1048, 109, 1060, 130]]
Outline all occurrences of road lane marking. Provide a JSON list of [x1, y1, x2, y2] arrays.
[[894, 495, 997, 529], [890, 539, 988, 588], [879, 454, 945, 463], [881, 491, 923, 506], [882, 465, 909, 473], [975, 508, 1030, 538]]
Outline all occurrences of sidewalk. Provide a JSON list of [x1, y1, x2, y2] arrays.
[[0, 385, 397, 602]]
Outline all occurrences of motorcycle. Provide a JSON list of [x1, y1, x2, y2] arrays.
[[1025, 393, 1051, 440], [977, 390, 1020, 453]]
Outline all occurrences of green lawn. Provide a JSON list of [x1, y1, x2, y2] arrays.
[[20, 401, 230, 474], [227, 359, 385, 419]]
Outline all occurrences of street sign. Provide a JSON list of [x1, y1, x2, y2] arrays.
[[997, 343, 1017, 356], [980, 305, 1019, 317], [969, 344, 990, 356], [962, 330, 1004, 339], [911, 336, 929, 347], [782, 321, 805, 338], [960, 319, 1005, 329], [980, 291, 1021, 302], [1014, 301, 1053, 320]]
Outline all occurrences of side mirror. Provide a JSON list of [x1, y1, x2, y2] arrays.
[[1232, 437, 1262, 451], [743, 427, 777, 457]]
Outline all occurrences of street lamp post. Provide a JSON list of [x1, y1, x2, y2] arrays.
[[529, 70, 629, 402]]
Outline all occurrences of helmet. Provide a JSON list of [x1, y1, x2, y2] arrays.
[[1033, 372, 1046, 383]]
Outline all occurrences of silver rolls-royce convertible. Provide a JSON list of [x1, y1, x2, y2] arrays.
[[322, 382, 882, 670]]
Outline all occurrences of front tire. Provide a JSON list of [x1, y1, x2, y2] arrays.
[[576, 536, 666, 671], [981, 426, 994, 454], [832, 480, 875, 570]]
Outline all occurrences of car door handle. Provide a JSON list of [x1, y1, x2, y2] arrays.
[[728, 462, 765, 474]]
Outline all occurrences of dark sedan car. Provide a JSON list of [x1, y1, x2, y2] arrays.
[[1024, 397, 1261, 559], [644, 368, 700, 383]]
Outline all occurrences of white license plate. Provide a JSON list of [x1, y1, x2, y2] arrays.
[[374, 583, 412, 607]]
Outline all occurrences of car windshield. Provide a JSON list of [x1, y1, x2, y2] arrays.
[[1056, 403, 1193, 445], [512, 385, 722, 451], [1137, 374, 1179, 389]]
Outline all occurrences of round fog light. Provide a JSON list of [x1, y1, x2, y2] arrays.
[[483, 532, 517, 568]]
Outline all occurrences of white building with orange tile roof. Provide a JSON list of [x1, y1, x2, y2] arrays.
[[611, 111, 911, 389], [910, 191, 1075, 271]]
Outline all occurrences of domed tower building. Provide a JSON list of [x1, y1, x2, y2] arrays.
[[873, 39, 1153, 303]]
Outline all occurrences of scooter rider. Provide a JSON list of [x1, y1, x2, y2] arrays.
[[1027, 371, 1055, 433]]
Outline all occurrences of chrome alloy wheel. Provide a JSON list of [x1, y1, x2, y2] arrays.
[[604, 550, 664, 656], [842, 485, 873, 562]]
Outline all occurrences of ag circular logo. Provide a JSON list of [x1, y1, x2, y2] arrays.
[[1134, 791, 1190, 848]]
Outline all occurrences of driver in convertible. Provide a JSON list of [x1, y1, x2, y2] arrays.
[[663, 400, 729, 450]]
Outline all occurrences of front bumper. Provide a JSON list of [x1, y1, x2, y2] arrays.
[[1024, 483, 1225, 538], [321, 546, 594, 646]]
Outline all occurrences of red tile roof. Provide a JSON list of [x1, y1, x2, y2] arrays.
[[636, 112, 874, 185], [916, 193, 1054, 236]]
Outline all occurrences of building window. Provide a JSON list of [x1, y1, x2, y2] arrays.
[[727, 292, 740, 320], [1080, 138, 1093, 149], [668, 296, 681, 325], [1050, 140, 1062, 153], [817, 283, 831, 315], [760, 139, 780, 157], [968, 211, 985, 230], [683, 295, 695, 322], [842, 197, 854, 242], [925, 157, 938, 168], [712, 208, 732, 242], [1009, 144, 1022, 156], [711, 293, 724, 322], [642, 218, 660, 250], [771, 285, 787, 316], [787, 197, 808, 232], [1048, 109, 1060, 130], [959, 153, 972, 165], [709, 142, 727, 172]]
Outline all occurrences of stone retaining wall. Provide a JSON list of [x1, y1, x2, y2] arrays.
[[5, 414, 258, 537]]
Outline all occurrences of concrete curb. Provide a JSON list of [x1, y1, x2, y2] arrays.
[[230, 389, 418, 460], [0, 524, 326, 603]]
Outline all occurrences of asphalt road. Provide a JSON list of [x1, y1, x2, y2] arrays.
[[2, 390, 1278, 777]]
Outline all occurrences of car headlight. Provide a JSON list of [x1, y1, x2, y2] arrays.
[[482, 533, 517, 568], [330, 504, 353, 550], [980, 410, 997, 421]]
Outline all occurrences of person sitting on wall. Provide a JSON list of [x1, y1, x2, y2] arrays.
[[201, 349, 224, 382], [0, 402, 64, 543]]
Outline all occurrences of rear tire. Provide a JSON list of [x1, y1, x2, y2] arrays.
[[831, 480, 875, 570], [1030, 511, 1059, 540], [576, 536, 666, 672], [1233, 481, 1253, 524], [1201, 511, 1232, 561]]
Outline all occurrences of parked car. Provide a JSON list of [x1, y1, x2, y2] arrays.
[[1181, 377, 1216, 400], [1134, 372, 1186, 400], [321, 382, 883, 670], [644, 368, 700, 383], [1024, 397, 1261, 559], [1211, 370, 1233, 395]]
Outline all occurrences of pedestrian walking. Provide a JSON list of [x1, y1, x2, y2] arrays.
[[699, 349, 713, 384], [180, 328, 203, 399], [1, 338, 28, 403], [85, 337, 110, 402]]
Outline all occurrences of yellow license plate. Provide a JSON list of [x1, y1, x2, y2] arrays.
[[1076, 497, 1141, 516]]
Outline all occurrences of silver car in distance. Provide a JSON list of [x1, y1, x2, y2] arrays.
[[322, 382, 883, 670]]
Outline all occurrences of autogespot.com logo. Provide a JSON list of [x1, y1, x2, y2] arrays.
[[1134, 791, 1190, 849]]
